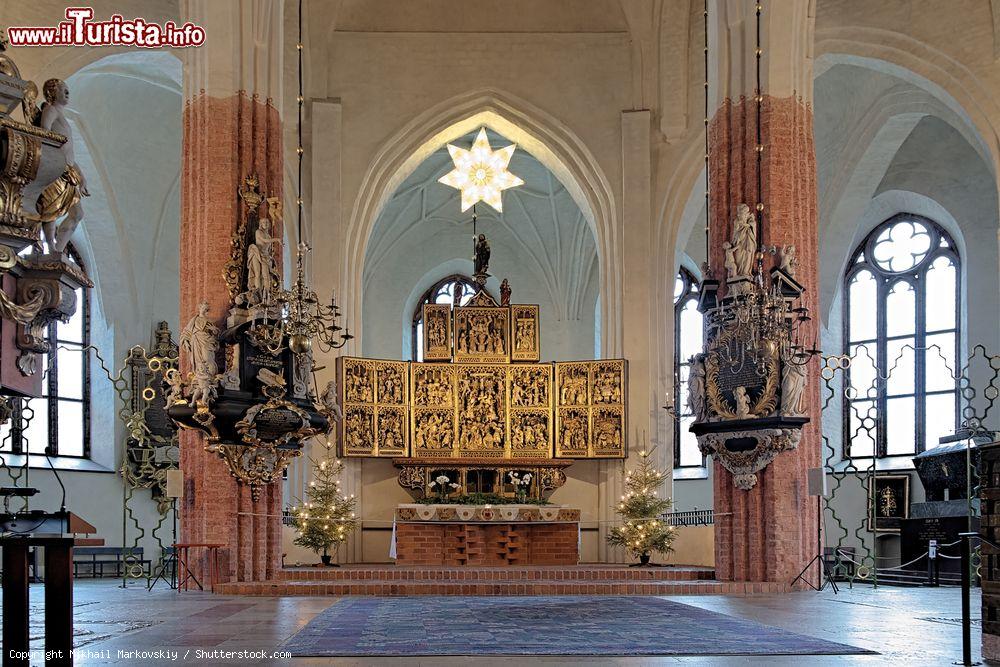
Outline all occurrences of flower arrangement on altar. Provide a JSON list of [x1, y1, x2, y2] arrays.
[[508, 471, 533, 502], [428, 474, 460, 502]]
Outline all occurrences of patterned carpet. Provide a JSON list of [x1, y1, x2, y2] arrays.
[[281, 596, 875, 657]]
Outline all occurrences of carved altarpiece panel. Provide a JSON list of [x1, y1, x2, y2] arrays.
[[411, 363, 457, 457], [453, 306, 510, 364], [421, 303, 452, 361], [511, 304, 540, 362], [555, 360, 627, 458], [339, 357, 408, 457]]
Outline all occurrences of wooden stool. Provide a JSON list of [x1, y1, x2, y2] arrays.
[[173, 543, 224, 592]]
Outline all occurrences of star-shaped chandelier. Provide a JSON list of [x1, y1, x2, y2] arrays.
[[438, 128, 524, 212]]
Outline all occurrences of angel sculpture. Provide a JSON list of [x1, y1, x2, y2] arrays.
[[319, 379, 344, 422], [35, 78, 90, 254]]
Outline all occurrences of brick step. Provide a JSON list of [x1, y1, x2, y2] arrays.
[[277, 565, 715, 582], [216, 578, 786, 596]]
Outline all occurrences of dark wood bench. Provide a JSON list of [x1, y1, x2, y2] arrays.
[[72, 547, 150, 578]]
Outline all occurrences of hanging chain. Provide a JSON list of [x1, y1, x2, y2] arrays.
[[703, 0, 710, 273], [754, 1, 764, 246], [296, 0, 304, 247]]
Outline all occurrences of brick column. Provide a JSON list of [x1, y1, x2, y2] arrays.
[[178, 0, 284, 584], [707, 0, 820, 585]]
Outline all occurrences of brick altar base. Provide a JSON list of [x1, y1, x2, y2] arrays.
[[394, 522, 578, 566], [213, 564, 796, 596]]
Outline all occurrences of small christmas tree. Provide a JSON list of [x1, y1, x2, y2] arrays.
[[290, 445, 358, 566], [606, 447, 676, 565]]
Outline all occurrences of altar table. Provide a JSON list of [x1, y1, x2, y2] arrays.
[[391, 504, 580, 566]]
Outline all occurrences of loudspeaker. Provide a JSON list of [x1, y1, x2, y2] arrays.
[[165, 469, 184, 499], [807, 467, 828, 497]]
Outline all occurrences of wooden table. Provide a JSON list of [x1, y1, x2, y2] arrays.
[[173, 543, 224, 592], [1, 536, 74, 667]]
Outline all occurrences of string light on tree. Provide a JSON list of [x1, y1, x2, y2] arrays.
[[290, 444, 359, 566], [606, 446, 676, 566], [438, 128, 524, 212]]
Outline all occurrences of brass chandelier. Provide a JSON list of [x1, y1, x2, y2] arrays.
[[248, 0, 352, 358]]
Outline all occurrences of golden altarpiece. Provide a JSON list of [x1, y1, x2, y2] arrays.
[[337, 287, 627, 497]]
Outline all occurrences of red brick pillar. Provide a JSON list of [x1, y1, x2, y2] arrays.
[[178, 0, 284, 584], [707, 1, 820, 585]]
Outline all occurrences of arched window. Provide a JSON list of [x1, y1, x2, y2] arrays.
[[411, 274, 478, 361], [844, 214, 960, 458], [0, 245, 91, 457], [674, 267, 703, 468]]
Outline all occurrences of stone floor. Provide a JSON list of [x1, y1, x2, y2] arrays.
[[0, 579, 982, 665]]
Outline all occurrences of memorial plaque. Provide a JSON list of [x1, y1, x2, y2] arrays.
[[867, 474, 909, 532]]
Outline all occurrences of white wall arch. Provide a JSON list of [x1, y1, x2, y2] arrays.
[[342, 88, 620, 357], [813, 37, 1000, 179]]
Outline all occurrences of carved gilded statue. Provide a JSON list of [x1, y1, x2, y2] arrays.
[[36, 79, 89, 253], [474, 233, 491, 277]]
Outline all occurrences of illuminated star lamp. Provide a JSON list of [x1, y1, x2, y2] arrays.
[[438, 128, 524, 212]]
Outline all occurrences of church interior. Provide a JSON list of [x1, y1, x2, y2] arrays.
[[0, 0, 998, 664]]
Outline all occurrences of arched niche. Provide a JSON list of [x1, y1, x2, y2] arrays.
[[342, 89, 620, 356]]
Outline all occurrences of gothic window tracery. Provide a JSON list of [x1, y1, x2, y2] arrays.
[[673, 267, 703, 468], [843, 214, 960, 459]]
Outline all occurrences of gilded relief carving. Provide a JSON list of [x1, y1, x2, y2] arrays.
[[375, 360, 406, 405], [344, 359, 374, 403], [592, 361, 624, 405], [412, 364, 454, 407], [557, 362, 590, 406], [457, 365, 507, 456], [592, 406, 624, 456], [343, 404, 374, 455], [454, 306, 509, 363], [421, 303, 452, 361], [557, 407, 589, 455], [511, 305, 540, 362], [376, 406, 407, 454], [413, 409, 455, 454], [337, 328, 627, 459], [510, 409, 550, 456], [509, 364, 551, 408], [554, 360, 627, 458], [340, 357, 408, 457]]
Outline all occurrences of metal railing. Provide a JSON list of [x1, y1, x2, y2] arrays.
[[660, 509, 714, 526]]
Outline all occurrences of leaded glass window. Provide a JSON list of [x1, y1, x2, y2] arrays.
[[0, 245, 91, 457], [674, 267, 703, 468], [844, 215, 960, 458]]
